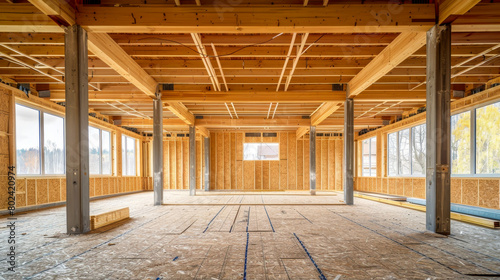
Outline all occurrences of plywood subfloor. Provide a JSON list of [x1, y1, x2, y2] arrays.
[[1, 191, 499, 279]]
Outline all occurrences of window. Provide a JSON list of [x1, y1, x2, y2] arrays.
[[122, 135, 136, 176], [16, 104, 41, 175], [243, 143, 279, 160], [388, 125, 426, 177], [16, 104, 66, 175], [476, 102, 500, 174], [43, 113, 65, 175], [411, 124, 426, 175], [101, 130, 111, 175], [89, 126, 112, 175], [451, 111, 471, 174], [388, 132, 398, 176], [399, 129, 410, 175], [362, 137, 376, 176]]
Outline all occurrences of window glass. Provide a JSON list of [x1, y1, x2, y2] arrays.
[[362, 139, 370, 176], [89, 126, 101, 174], [362, 137, 376, 176], [388, 132, 398, 176], [243, 143, 279, 160], [370, 138, 377, 176], [399, 129, 410, 175], [16, 104, 41, 175], [451, 111, 471, 174], [122, 135, 126, 174], [101, 130, 111, 175], [476, 102, 500, 174], [126, 136, 136, 176], [43, 113, 64, 174], [411, 124, 426, 175]]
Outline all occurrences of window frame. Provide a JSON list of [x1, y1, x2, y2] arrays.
[[122, 134, 137, 176], [451, 99, 500, 177], [387, 124, 426, 178], [89, 126, 112, 176], [15, 101, 66, 177], [243, 142, 280, 161], [361, 137, 377, 177], [384, 98, 500, 178]]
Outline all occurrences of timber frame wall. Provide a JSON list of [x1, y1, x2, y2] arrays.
[[354, 85, 500, 210], [0, 84, 153, 211], [154, 132, 344, 191]]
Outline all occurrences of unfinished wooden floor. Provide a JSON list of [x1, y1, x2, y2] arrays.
[[1, 191, 500, 280]]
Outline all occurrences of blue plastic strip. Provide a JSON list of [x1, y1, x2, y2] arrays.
[[264, 206, 275, 232], [293, 233, 327, 280], [296, 210, 313, 224], [203, 206, 226, 233], [406, 198, 500, 221], [243, 232, 249, 280]]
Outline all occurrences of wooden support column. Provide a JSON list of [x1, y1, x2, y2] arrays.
[[426, 24, 451, 235], [65, 25, 90, 234], [309, 126, 316, 195], [204, 137, 210, 191], [153, 92, 163, 205], [189, 125, 196, 196], [344, 97, 354, 205]]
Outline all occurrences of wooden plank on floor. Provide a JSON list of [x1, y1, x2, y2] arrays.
[[90, 207, 129, 230]]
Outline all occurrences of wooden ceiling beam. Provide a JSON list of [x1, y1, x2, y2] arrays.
[[439, 0, 481, 25], [119, 117, 384, 129], [87, 33, 158, 97], [296, 126, 310, 140], [348, 31, 427, 99], [0, 4, 63, 33], [197, 126, 209, 138], [28, 0, 76, 26], [46, 90, 428, 103], [26, 0, 198, 125], [310, 102, 343, 126], [77, 4, 434, 33], [4, 32, 500, 46], [7, 56, 496, 71], [164, 102, 195, 125], [161, 91, 346, 103]]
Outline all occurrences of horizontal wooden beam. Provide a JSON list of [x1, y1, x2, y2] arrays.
[[5, 32, 500, 46], [161, 91, 346, 103], [77, 5, 434, 33], [8, 44, 500, 58], [119, 116, 384, 129], [45, 90, 429, 103], [0, 4, 63, 33]]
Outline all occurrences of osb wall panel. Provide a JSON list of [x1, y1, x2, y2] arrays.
[[208, 131, 343, 191], [163, 137, 205, 190], [3, 176, 145, 210], [354, 177, 500, 210], [0, 88, 12, 211]]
